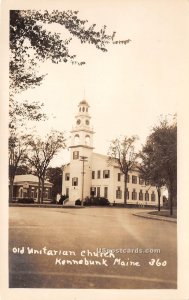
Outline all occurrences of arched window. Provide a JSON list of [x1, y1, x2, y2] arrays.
[[145, 191, 149, 201], [151, 191, 156, 201], [139, 190, 143, 200], [132, 189, 137, 200], [116, 187, 122, 199], [82, 107, 85, 112], [74, 134, 79, 144], [85, 135, 90, 145]]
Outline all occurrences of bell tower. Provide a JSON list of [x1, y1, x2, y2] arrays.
[[70, 100, 94, 149], [68, 99, 94, 203]]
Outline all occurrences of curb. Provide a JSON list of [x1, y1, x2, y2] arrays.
[[9, 204, 85, 209], [133, 212, 177, 223]]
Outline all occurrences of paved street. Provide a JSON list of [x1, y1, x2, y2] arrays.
[[9, 207, 177, 289]]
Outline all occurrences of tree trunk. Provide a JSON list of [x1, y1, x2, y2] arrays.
[[157, 187, 161, 212], [170, 189, 173, 216], [9, 179, 14, 203], [37, 178, 41, 203], [168, 185, 173, 216], [41, 178, 45, 204], [124, 174, 127, 207]]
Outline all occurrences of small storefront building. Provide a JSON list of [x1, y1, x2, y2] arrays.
[[13, 175, 53, 202]]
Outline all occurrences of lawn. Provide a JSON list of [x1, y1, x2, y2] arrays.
[[149, 209, 177, 219]]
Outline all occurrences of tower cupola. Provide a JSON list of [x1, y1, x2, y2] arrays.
[[70, 99, 94, 149]]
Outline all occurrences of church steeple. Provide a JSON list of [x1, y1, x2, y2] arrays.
[[70, 99, 94, 149], [67, 99, 94, 203], [75, 99, 90, 127]]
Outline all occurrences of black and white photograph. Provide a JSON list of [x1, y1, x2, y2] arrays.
[[0, 0, 189, 299]]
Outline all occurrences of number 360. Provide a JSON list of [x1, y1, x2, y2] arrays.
[[149, 258, 167, 266]]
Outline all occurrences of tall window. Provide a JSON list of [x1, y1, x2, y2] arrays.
[[127, 175, 130, 183], [72, 177, 78, 186], [132, 189, 137, 200], [65, 173, 70, 181], [97, 170, 101, 179], [139, 190, 143, 200], [92, 171, 95, 179], [124, 188, 129, 200], [103, 170, 110, 178], [97, 187, 100, 197], [73, 151, 79, 160], [145, 191, 149, 201], [118, 173, 121, 181], [151, 191, 156, 201], [132, 175, 137, 184], [116, 187, 122, 199], [85, 135, 90, 145], [91, 187, 96, 196], [104, 187, 108, 198]]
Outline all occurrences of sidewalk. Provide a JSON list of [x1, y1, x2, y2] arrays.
[[133, 211, 177, 223]]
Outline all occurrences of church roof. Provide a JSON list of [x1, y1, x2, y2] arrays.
[[14, 175, 53, 186], [93, 152, 109, 159], [92, 152, 139, 170], [79, 99, 89, 106]]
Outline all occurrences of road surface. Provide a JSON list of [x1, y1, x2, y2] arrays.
[[9, 206, 177, 289]]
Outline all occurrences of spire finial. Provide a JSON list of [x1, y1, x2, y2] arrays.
[[83, 88, 86, 99]]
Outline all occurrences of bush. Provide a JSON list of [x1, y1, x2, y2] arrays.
[[50, 199, 56, 204], [75, 199, 81, 206], [17, 198, 34, 204], [84, 197, 110, 206]]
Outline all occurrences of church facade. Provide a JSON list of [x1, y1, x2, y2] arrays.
[[62, 100, 163, 207]]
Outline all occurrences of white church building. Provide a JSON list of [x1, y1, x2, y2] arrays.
[[62, 99, 163, 207]]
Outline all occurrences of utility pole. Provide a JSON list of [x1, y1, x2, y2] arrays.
[[80, 156, 88, 206]]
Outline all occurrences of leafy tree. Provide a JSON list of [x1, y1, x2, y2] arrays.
[[46, 167, 63, 200], [15, 164, 31, 175], [140, 117, 177, 215], [9, 97, 46, 130], [8, 97, 47, 202], [108, 136, 139, 206], [9, 134, 30, 202], [139, 152, 166, 211], [10, 10, 131, 92], [27, 131, 66, 203]]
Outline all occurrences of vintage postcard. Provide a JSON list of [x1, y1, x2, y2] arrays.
[[0, 0, 189, 299]]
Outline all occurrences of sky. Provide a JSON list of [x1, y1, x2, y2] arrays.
[[13, 0, 189, 167]]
